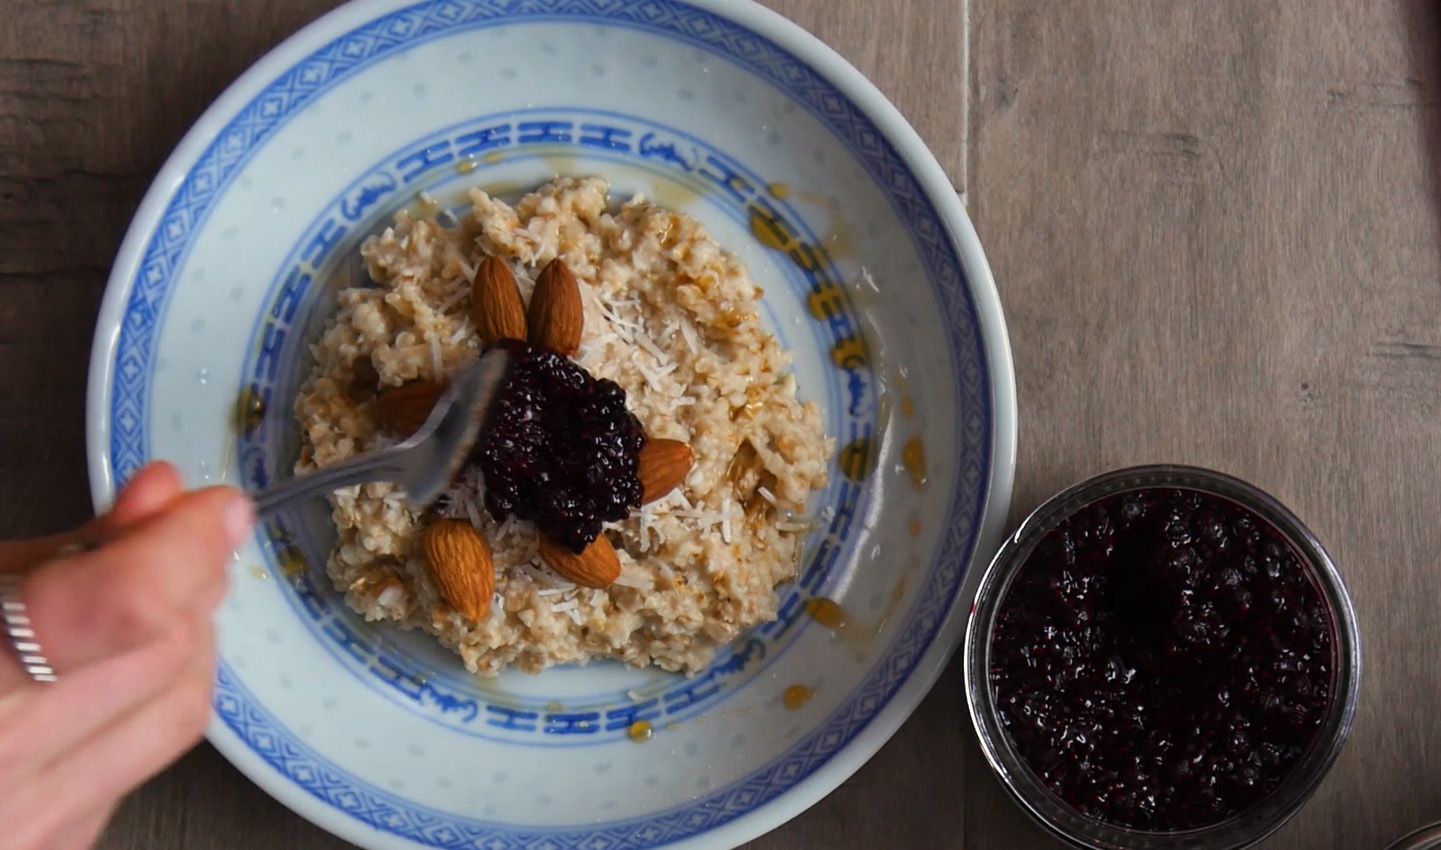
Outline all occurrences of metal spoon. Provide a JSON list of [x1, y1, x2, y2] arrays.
[[254, 348, 511, 519]]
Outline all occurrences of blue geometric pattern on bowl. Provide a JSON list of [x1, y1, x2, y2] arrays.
[[236, 106, 876, 744], [106, 0, 994, 846]]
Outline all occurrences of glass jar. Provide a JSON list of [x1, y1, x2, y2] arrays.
[[1387, 824, 1441, 850], [963, 465, 1361, 849]]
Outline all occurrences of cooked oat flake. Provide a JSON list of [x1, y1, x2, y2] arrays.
[[294, 176, 832, 676]]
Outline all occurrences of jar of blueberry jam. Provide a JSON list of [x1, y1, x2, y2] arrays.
[[964, 466, 1360, 849]]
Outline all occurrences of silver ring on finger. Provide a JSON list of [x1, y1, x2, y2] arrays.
[[0, 574, 58, 683]]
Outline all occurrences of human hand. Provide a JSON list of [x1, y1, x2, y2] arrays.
[[0, 462, 253, 850]]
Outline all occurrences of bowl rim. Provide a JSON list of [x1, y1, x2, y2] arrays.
[[84, 1, 1018, 848], [963, 464, 1361, 850]]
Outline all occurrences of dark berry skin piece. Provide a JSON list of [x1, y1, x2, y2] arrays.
[[990, 488, 1334, 831], [473, 340, 644, 553]]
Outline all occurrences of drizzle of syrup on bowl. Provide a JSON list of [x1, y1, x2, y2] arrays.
[[782, 685, 814, 711], [232, 385, 267, 437], [805, 597, 848, 630], [837, 437, 875, 482], [901, 438, 927, 489]]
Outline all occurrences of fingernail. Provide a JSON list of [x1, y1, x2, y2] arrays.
[[222, 495, 256, 549]]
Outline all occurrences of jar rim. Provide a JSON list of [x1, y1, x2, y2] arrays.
[[1385, 823, 1441, 850], [963, 464, 1362, 850]]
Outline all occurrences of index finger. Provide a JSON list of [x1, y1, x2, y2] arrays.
[[14, 487, 252, 677], [0, 463, 184, 575]]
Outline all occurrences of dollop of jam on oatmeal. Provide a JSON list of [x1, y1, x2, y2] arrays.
[[475, 340, 645, 553], [990, 488, 1334, 830]]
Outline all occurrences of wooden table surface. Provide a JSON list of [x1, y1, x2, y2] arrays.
[[3, 0, 1438, 847]]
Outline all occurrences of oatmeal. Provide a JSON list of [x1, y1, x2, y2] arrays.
[[294, 177, 832, 675]]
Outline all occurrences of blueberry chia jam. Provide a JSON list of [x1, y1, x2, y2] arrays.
[[988, 487, 1336, 831], [474, 340, 645, 553]]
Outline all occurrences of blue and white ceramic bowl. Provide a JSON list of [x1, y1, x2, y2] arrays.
[[85, 1, 1016, 848]]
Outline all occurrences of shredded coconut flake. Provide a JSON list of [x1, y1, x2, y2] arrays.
[[612, 570, 654, 590], [638, 506, 652, 553], [429, 335, 443, 378], [634, 328, 671, 365], [438, 283, 470, 314], [678, 320, 699, 354], [636, 359, 679, 392], [519, 560, 570, 590]]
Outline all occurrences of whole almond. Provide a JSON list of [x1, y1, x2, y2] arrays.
[[373, 380, 447, 435], [539, 534, 621, 588], [422, 519, 495, 621], [472, 256, 528, 345], [638, 438, 694, 504], [527, 258, 584, 355]]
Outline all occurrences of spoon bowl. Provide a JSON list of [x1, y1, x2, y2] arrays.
[[252, 348, 511, 519]]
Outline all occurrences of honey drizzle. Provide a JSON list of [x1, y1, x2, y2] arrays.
[[901, 438, 928, 489], [838, 437, 875, 482], [805, 597, 849, 630], [782, 685, 814, 711]]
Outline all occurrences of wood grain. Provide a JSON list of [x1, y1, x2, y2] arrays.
[[758, 0, 968, 188], [968, 0, 1441, 847], [3, 0, 1436, 847]]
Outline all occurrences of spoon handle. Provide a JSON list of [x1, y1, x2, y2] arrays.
[[254, 450, 408, 520]]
